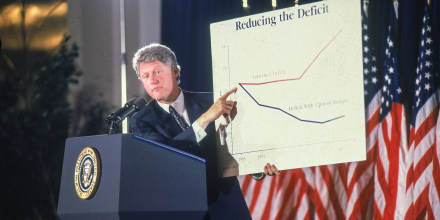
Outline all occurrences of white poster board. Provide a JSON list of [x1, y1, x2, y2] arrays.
[[211, 0, 365, 177]]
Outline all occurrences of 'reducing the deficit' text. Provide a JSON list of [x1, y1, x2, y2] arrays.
[[234, 3, 329, 31], [236, 15, 277, 31]]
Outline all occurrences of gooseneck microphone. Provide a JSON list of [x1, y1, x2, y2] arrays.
[[106, 97, 147, 134]]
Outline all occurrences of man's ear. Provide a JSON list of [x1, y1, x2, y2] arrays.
[[173, 68, 179, 80]]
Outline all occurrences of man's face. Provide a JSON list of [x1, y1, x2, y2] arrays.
[[139, 60, 180, 104]]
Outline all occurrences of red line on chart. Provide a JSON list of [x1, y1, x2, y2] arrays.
[[238, 30, 345, 124], [240, 29, 342, 86]]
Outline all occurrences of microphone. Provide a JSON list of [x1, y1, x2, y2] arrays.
[[107, 97, 137, 122], [106, 97, 147, 124]]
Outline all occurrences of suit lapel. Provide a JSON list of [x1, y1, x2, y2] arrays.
[[184, 91, 204, 124]]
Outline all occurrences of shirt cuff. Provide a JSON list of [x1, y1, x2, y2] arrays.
[[192, 121, 207, 143]]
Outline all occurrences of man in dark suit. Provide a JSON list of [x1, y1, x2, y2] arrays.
[[130, 43, 279, 219]]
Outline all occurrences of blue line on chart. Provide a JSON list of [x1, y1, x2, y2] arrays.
[[238, 83, 345, 124]]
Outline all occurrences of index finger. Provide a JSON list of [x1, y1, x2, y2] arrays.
[[220, 87, 237, 99]]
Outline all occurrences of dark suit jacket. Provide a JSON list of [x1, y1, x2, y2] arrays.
[[130, 91, 251, 220]]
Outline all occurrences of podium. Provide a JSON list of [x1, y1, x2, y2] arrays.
[[57, 134, 207, 219]]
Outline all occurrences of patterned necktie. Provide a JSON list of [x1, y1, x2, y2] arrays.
[[169, 105, 189, 131]]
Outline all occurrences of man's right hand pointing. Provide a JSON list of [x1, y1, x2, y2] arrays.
[[196, 87, 237, 130]]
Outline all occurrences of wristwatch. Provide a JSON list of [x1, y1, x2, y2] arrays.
[[250, 172, 266, 181]]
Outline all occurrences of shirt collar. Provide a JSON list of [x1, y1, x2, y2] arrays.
[[157, 90, 185, 115]]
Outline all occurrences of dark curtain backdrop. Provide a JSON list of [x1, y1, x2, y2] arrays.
[[161, 0, 440, 116]]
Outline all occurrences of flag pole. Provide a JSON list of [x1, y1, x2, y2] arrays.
[[120, 0, 128, 133]]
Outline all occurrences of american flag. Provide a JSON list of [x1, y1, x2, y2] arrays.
[[345, 1, 380, 219], [407, 0, 440, 218], [239, 168, 314, 219], [311, 164, 347, 219], [436, 112, 440, 219], [372, 3, 413, 219], [239, 1, 440, 219]]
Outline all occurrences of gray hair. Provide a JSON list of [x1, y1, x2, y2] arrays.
[[132, 43, 181, 81]]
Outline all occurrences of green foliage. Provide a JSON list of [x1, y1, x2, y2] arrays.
[[0, 36, 81, 219]]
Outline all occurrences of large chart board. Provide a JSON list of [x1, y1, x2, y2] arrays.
[[211, 0, 365, 177]]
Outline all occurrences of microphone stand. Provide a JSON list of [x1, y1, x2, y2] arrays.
[[108, 121, 120, 134]]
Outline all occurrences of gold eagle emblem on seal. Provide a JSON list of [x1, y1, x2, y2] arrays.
[[74, 147, 101, 200]]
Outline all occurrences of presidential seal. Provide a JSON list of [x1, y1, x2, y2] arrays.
[[74, 147, 101, 200]]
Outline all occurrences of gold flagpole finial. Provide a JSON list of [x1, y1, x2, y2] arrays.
[[295, 0, 299, 6]]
